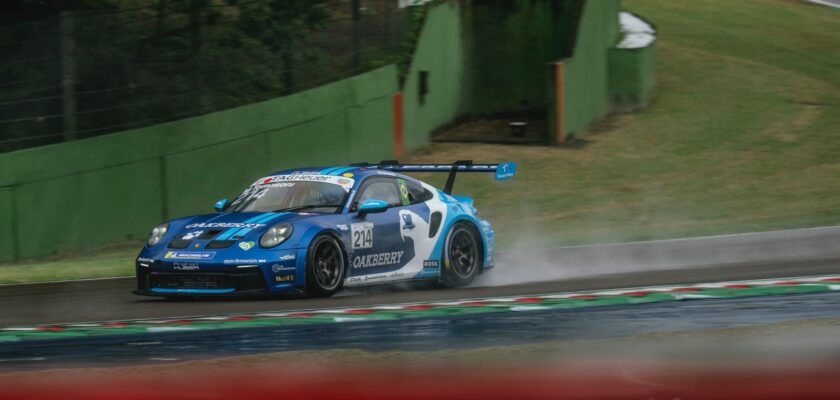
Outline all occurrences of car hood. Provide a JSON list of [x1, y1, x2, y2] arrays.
[[169, 211, 310, 245]]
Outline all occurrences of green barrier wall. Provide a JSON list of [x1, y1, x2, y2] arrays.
[[609, 43, 657, 111], [0, 66, 398, 262], [402, 0, 585, 151], [402, 1, 469, 152], [562, 0, 621, 138], [467, 1, 570, 116], [0, 188, 13, 261], [1, 1, 647, 262]]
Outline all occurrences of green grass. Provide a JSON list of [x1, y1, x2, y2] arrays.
[[1, 0, 838, 284], [0, 245, 137, 285]]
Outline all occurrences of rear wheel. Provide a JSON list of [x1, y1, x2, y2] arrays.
[[305, 235, 346, 297], [441, 222, 482, 287]]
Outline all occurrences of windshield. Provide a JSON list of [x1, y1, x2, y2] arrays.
[[229, 175, 355, 213]]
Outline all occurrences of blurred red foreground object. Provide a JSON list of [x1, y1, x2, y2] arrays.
[[2, 363, 840, 400]]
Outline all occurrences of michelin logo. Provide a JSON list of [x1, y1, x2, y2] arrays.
[[352, 251, 405, 269], [164, 251, 215, 260]]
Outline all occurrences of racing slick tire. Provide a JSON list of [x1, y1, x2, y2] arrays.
[[305, 235, 346, 297], [441, 222, 482, 288]]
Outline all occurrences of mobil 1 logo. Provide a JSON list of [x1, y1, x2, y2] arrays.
[[351, 222, 373, 249]]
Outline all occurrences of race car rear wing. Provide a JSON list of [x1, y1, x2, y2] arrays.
[[352, 160, 517, 194]]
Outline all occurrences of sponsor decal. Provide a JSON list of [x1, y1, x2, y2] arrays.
[[259, 182, 295, 189], [397, 179, 410, 205], [275, 275, 295, 283], [137, 257, 155, 263], [181, 230, 204, 240], [173, 262, 200, 271], [351, 222, 374, 249], [252, 175, 355, 192], [223, 258, 267, 264], [271, 263, 295, 273], [495, 162, 516, 180], [164, 251, 215, 260], [342, 173, 354, 178], [336, 224, 349, 232], [401, 213, 415, 230], [364, 273, 389, 281], [261, 175, 331, 183], [422, 260, 440, 275], [239, 241, 256, 251], [187, 222, 267, 229], [279, 254, 296, 261], [352, 251, 404, 269], [346, 270, 409, 285]]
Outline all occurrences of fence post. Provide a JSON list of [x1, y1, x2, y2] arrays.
[[60, 11, 77, 141], [393, 92, 404, 158], [554, 61, 566, 146], [352, 0, 363, 69], [159, 156, 169, 222], [10, 185, 20, 262]]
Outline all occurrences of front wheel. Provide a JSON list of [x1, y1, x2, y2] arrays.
[[441, 222, 482, 287], [305, 235, 346, 297]]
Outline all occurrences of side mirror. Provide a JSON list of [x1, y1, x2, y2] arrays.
[[214, 198, 230, 212], [358, 199, 388, 216]]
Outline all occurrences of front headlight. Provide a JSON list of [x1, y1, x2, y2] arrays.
[[147, 223, 169, 247], [260, 223, 293, 248]]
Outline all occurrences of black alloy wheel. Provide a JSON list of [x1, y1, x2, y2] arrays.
[[306, 235, 345, 297], [441, 222, 481, 287]]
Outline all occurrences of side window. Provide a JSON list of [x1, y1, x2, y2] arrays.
[[400, 179, 433, 205], [353, 178, 402, 209]]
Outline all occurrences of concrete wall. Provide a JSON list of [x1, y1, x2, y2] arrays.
[[0, 66, 399, 262], [609, 43, 657, 111]]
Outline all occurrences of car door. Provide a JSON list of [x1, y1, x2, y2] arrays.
[[394, 178, 439, 277], [346, 177, 412, 282]]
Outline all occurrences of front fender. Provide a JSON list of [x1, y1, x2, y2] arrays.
[[282, 219, 351, 292]]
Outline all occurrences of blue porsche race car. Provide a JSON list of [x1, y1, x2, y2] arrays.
[[134, 160, 516, 298]]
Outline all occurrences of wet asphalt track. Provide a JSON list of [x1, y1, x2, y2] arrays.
[[2, 257, 840, 327], [3, 290, 840, 371], [5, 226, 840, 327], [2, 232, 840, 370]]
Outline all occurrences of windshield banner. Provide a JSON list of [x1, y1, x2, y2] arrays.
[[253, 175, 355, 192]]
